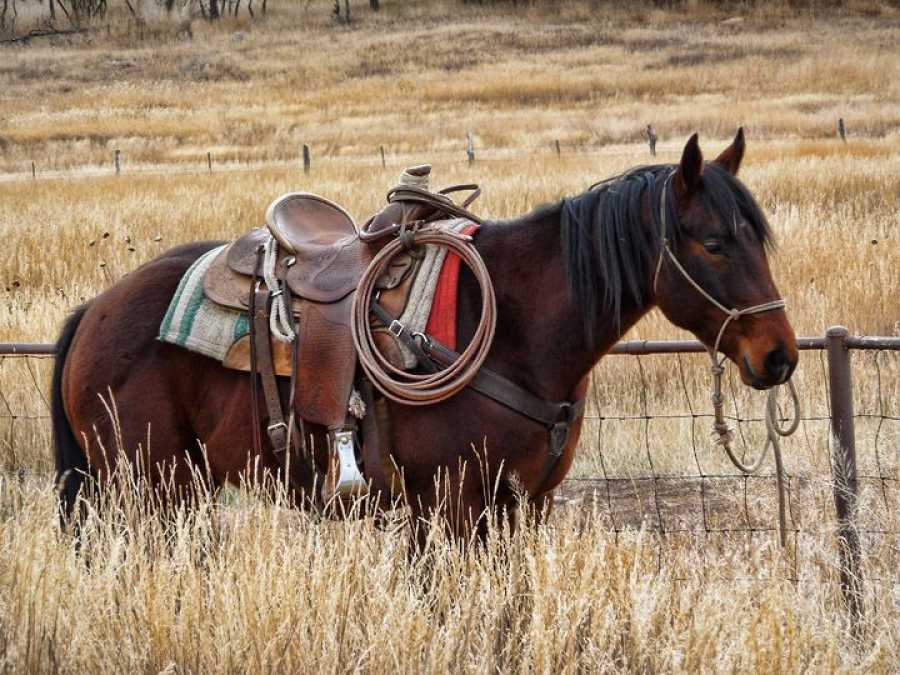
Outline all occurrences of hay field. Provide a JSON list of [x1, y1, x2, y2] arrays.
[[0, 1, 898, 672]]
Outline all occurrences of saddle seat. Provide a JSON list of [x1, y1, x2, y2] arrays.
[[266, 192, 358, 255], [221, 193, 371, 304]]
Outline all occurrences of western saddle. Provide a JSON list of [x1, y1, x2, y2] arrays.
[[203, 165, 480, 500]]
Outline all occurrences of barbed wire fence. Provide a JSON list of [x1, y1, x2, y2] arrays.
[[1, 329, 898, 631]]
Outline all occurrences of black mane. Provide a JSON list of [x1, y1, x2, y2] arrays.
[[560, 163, 772, 345]]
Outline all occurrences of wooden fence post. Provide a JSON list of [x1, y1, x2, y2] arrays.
[[555, 139, 561, 157], [825, 325, 864, 635], [114, 149, 122, 175], [838, 118, 847, 142], [303, 145, 311, 174], [380, 145, 386, 168], [32, 161, 36, 180], [466, 132, 475, 164], [645, 125, 657, 156], [207, 152, 212, 173]]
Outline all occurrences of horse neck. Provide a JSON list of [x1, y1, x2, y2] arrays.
[[460, 207, 653, 403]]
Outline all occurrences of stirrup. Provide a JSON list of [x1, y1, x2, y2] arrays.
[[323, 429, 367, 500]]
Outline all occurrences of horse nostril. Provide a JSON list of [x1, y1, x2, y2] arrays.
[[764, 346, 793, 381]]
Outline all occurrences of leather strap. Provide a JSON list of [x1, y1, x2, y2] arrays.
[[253, 288, 292, 454], [248, 248, 306, 471], [248, 277, 264, 458], [371, 302, 585, 495]]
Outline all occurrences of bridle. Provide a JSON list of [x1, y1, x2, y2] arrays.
[[652, 172, 800, 546], [652, 172, 787, 364]]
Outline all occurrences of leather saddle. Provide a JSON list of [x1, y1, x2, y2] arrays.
[[228, 193, 369, 304], [202, 179, 448, 428], [205, 196, 368, 430]]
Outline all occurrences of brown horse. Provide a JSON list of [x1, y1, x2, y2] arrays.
[[52, 131, 798, 544]]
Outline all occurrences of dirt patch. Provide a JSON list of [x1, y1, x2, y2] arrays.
[[555, 474, 821, 534]]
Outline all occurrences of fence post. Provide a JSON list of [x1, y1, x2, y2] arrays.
[[466, 132, 475, 165], [838, 118, 846, 143], [646, 125, 657, 157], [32, 161, 36, 180], [114, 149, 122, 175], [207, 152, 212, 173], [380, 145, 386, 168], [825, 325, 864, 632], [555, 139, 561, 157], [303, 145, 311, 175]]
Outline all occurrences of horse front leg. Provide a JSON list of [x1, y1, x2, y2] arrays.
[[404, 463, 490, 556]]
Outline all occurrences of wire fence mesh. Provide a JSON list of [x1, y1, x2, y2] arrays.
[[1, 337, 897, 596], [559, 341, 898, 595]]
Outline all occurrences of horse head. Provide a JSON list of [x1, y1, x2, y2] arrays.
[[654, 129, 798, 389]]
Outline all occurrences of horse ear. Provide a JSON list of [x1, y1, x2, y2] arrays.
[[714, 127, 746, 176], [674, 133, 703, 198]]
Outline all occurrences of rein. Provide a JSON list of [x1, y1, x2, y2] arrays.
[[654, 173, 800, 546]]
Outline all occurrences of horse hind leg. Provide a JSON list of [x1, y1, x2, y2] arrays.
[[71, 385, 216, 526]]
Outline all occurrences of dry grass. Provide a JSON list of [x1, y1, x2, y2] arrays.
[[0, 1, 898, 672], [0, 469, 897, 673]]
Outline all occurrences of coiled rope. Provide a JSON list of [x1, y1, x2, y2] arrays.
[[351, 226, 496, 405]]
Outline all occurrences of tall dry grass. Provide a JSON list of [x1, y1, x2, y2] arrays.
[[1, 467, 897, 673], [0, 1, 898, 671]]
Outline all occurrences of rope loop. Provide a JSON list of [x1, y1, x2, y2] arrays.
[[351, 227, 496, 405], [262, 236, 296, 343]]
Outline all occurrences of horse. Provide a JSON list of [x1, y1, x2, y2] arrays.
[[52, 130, 798, 546]]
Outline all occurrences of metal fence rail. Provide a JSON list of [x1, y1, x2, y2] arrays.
[[1, 326, 898, 632]]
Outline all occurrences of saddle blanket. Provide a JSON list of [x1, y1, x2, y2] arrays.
[[158, 220, 479, 367], [158, 244, 250, 361], [394, 218, 480, 367]]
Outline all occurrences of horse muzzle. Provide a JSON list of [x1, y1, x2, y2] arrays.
[[741, 341, 798, 390]]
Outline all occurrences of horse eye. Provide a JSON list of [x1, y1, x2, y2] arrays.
[[703, 238, 724, 254]]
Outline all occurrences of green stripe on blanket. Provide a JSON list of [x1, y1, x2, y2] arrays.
[[158, 245, 250, 361]]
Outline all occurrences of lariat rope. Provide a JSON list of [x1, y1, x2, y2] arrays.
[[351, 225, 496, 405], [262, 235, 297, 343], [654, 173, 800, 546]]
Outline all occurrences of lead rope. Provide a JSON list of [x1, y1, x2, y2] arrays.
[[654, 174, 800, 546]]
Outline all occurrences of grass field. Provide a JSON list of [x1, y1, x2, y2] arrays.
[[0, 1, 898, 672]]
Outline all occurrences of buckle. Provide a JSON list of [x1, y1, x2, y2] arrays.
[[267, 421, 287, 433], [412, 331, 432, 352], [389, 320, 405, 338], [557, 402, 574, 424]]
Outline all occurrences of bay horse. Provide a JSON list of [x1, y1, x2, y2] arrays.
[[52, 130, 798, 544]]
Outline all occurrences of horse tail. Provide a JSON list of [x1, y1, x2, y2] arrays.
[[52, 303, 90, 527]]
